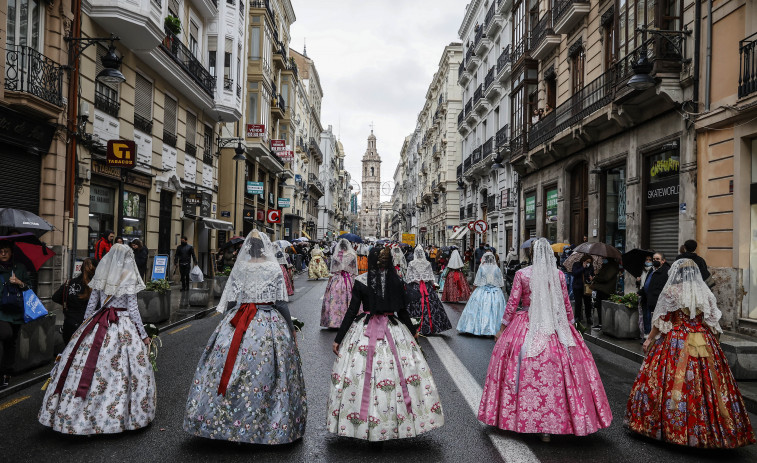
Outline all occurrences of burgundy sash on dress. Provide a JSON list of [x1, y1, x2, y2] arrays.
[[217, 302, 264, 396]]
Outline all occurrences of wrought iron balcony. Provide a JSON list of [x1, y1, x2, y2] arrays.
[[553, 0, 590, 34], [497, 45, 511, 74], [94, 88, 120, 118], [237, 84, 241, 97], [458, 110, 465, 127], [464, 155, 472, 172], [482, 137, 493, 158], [223, 77, 233, 91], [531, 12, 555, 53], [163, 131, 177, 148], [465, 46, 474, 63], [465, 98, 472, 115], [161, 30, 215, 96], [496, 124, 509, 149], [134, 114, 153, 134], [278, 94, 286, 112], [472, 146, 482, 164], [457, 163, 463, 179], [739, 32, 757, 98], [511, 39, 530, 64], [484, 67, 495, 90], [484, 0, 496, 28], [203, 144, 213, 165], [474, 84, 483, 102], [4, 44, 64, 107], [185, 142, 197, 157]]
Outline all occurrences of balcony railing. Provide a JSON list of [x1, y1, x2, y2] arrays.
[[472, 146, 482, 164], [532, 12, 554, 50], [161, 30, 215, 96], [465, 98, 472, 114], [484, 67, 495, 90], [497, 45, 511, 73], [94, 88, 120, 118], [484, 0, 496, 27], [553, 0, 586, 24], [223, 77, 233, 91], [482, 137, 493, 157], [487, 194, 496, 212], [239, 0, 244, 14], [474, 26, 485, 47], [278, 94, 286, 112], [185, 142, 197, 157], [474, 84, 483, 102], [496, 124, 509, 148], [237, 84, 241, 97], [739, 32, 757, 98], [203, 145, 213, 165], [464, 155, 472, 172], [457, 163, 463, 179], [458, 110, 464, 126], [163, 131, 177, 148], [134, 114, 153, 134], [511, 39, 530, 63], [458, 61, 465, 79], [465, 46, 474, 63], [4, 44, 64, 107], [309, 137, 323, 160]]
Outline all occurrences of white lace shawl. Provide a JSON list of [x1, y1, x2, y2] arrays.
[[330, 239, 358, 274], [405, 246, 435, 283], [216, 230, 288, 313], [88, 243, 146, 297], [651, 258, 722, 334], [523, 238, 575, 358], [447, 250, 464, 269], [474, 252, 504, 287]]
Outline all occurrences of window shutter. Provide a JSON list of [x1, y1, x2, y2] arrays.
[[186, 111, 196, 147], [164, 96, 177, 135], [135, 74, 152, 119]]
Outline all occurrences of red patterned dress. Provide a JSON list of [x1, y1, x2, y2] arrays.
[[441, 269, 471, 303], [625, 309, 755, 448]]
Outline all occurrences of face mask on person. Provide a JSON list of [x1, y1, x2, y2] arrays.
[[602, 258, 609, 264], [644, 261, 653, 268], [652, 261, 661, 268]]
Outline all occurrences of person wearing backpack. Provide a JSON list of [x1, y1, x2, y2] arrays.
[[0, 240, 30, 389]]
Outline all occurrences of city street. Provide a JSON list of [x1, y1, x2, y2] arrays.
[[1, 273, 756, 463]]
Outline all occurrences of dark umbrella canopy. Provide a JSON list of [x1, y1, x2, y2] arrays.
[[571, 242, 622, 260], [338, 233, 363, 243], [0, 208, 54, 237], [621, 248, 655, 278], [219, 236, 245, 251], [521, 237, 553, 249], [0, 232, 55, 271]]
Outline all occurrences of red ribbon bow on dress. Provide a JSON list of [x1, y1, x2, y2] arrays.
[[217, 303, 261, 396]]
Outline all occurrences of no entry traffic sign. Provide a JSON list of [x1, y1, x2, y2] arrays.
[[473, 220, 488, 234]]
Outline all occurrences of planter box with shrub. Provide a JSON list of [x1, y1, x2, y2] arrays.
[[138, 279, 172, 323]]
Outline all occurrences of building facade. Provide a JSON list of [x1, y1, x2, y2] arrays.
[[359, 131, 382, 238], [318, 125, 338, 239]]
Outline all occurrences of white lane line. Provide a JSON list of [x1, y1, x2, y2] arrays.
[[427, 337, 540, 463]]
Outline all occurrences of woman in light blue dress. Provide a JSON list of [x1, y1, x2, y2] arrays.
[[457, 252, 506, 336]]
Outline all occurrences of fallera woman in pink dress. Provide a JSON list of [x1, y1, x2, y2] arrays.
[[478, 238, 612, 441]]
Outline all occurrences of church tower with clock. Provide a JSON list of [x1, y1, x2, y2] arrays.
[[359, 130, 381, 237]]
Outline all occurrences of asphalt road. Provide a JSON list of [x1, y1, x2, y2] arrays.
[[1, 273, 755, 462]]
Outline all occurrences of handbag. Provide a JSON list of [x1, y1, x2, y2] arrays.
[[584, 283, 593, 296], [23, 288, 48, 323], [0, 275, 24, 312]]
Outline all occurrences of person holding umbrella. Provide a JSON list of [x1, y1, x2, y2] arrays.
[[572, 255, 594, 328], [589, 257, 620, 329], [0, 240, 29, 389]]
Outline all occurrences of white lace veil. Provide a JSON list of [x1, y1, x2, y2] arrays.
[[273, 242, 288, 266], [330, 238, 358, 274], [405, 246, 435, 283], [216, 229, 288, 313], [523, 238, 575, 358], [447, 249, 464, 269], [391, 246, 407, 269], [89, 243, 146, 297], [311, 245, 323, 257], [474, 252, 504, 287], [652, 258, 722, 333]]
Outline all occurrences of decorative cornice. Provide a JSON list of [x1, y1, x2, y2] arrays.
[[601, 6, 615, 27], [543, 64, 556, 80], [568, 38, 583, 58], [457, 0, 483, 41]]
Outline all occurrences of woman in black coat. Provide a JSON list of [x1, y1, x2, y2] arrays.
[[130, 239, 149, 279], [571, 255, 594, 325]]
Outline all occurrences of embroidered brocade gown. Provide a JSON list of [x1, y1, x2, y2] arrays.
[[309, 251, 329, 280], [625, 307, 755, 448], [321, 270, 356, 328], [406, 280, 452, 335], [441, 269, 471, 303], [478, 267, 613, 435], [38, 290, 156, 434], [456, 282, 507, 336]]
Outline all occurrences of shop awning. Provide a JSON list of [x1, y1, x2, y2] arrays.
[[201, 217, 233, 230], [449, 226, 469, 240]]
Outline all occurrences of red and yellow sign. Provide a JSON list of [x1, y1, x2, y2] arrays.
[[106, 140, 136, 168]]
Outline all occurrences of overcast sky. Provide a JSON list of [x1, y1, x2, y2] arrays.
[[289, 0, 465, 202]]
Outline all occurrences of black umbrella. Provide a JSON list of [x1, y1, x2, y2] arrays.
[[338, 233, 363, 243], [571, 242, 623, 261], [219, 236, 245, 251], [622, 248, 655, 278], [0, 208, 54, 237]]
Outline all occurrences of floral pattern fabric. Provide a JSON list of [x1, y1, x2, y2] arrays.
[[38, 293, 156, 434], [625, 311, 755, 448], [457, 285, 506, 336], [321, 271, 355, 328], [309, 256, 329, 280], [406, 281, 452, 335], [183, 303, 307, 444], [281, 264, 294, 296], [441, 269, 471, 303], [327, 316, 444, 440]]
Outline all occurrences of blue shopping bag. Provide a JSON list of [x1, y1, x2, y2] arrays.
[[23, 289, 48, 323]]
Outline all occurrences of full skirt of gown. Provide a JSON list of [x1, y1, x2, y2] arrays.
[[406, 281, 452, 335], [327, 314, 444, 440], [183, 303, 307, 444], [321, 271, 355, 328], [281, 264, 294, 296], [478, 310, 613, 435], [441, 269, 471, 303], [38, 311, 156, 434], [625, 311, 755, 448], [309, 256, 329, 280], [457, 285, 506, 336]]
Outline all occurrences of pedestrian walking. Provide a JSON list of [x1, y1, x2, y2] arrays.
[[130, 238, 148, 280], [640, 252, 670, 336], [274, 243, 295, 297], [675, 239, 712, 285], [635, 254, 654, 336], [39, 244, 155, 435], [327, 247, 444, 440], [51, 258, 95, 345], [320, 239, 358, 328], [479, 239, 613, 441], [183, 230, 306, 444], [457, 252, 507, 336], [391, 245, 407, 278], [174, 236, 197, 291], [571, 255, 594, 326], [590, 257, 620, 329], [405, 245, 452, 336], [308, 244, 329, 280], [0, 240, 30, 389], [441, 249, 471, 303], [93, 229, 113, 265], [473, 242, 486, 275], [626, 259, 755, 448]]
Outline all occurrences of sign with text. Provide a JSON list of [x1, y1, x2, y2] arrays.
[[266, 209, 282, 223], [271, 139, 294, 162], [647, 150, 680, 207], [151, 255, 169, 281], [106, 140, 136, 168], [183, 191, 199, 217], [402, 233, 416, 247], [243, 208, 255, 220], [246, 124, 265, 138], [545, 189, 558, 223], [277, 197, 290, 208], [525, 195, 536, 224], [246, 181, 264, 195]]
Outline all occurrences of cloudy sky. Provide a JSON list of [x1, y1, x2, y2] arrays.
[[289, 0, 466, 201]]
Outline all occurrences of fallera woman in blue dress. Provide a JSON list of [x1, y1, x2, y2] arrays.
[[457, 252, 507, 336]]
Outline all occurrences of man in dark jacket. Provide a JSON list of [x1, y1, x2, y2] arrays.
[[174, 236, 197, 291], [675, 239, 710, 282], [473, 242, 486, 275], [641, 252, 671, 336], [572, 255, 594, 325], [590, 257, 620, 329]]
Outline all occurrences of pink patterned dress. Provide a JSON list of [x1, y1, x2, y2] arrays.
[[478, 266, 613, 435]]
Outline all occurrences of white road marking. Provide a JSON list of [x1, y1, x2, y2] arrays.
[[427, 337, 540, 463]]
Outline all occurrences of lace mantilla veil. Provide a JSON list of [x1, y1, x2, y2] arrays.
[[447, 250, 464, 269], [651, 258, 722, 333], [273, 242, 288, 265], [391, 246, 407, 268], [89, 243, 146, 297], [523, 238, 575, 358], [330, 238, 358, 274], [405, 246, 435, 283], [216, 229, 288, 313], [474, 252, 504, 287]]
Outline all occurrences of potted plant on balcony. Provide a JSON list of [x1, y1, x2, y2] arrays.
[[138, 278, 172, 324], [165, 15, 182, 36]]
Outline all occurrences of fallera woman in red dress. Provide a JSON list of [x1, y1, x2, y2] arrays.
[[442, 249, 471, 303]]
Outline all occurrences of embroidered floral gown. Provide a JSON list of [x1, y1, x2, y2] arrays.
[[478, 266, 613, 435], [309, 249, 329, 280], [441, 268, 471, 303]]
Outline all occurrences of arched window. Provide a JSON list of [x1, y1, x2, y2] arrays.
[[371, 167, 374, 177]]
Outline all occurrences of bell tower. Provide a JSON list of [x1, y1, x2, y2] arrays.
[[360, 130, 381, 237]]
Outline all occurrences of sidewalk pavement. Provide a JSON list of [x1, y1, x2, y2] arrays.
[[582, 329, 757, 415]]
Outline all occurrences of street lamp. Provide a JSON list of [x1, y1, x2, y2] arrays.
[[218, 138, 248, 234], [627, 25, 691, 91]]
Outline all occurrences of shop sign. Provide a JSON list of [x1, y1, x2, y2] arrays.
[[525, 195, 536, 223], [647, 150, 680, 207], [277, 197, 290, 208], [545, 189, 558, 223], [151, 255, 169, 281], [183, 191, 199, 217], [501, 189, 509, 209], [246, 124, 265, 138], [221, 211, 231, 217], [267, 209, 282, 223], [256, 210, 265, 221], [106, 140, 136, 168], [92, 160, 122, 180], [124, 171, 152, 189], [419, 227, 427, 233], [243, 208, 255, 220], [617, 180, 627, 230], [200, 192, 212, 217], [246, 181, 264, 195], [402, 233, 416, 247], [647, 176, 679, 207], [90, 185, 114, 215]]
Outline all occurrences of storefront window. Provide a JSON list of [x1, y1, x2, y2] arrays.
[[89, 185, 115, 256], [544, 187, 558, 243], [122, 191, 146, 244], [604, 166, 627, 253]]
